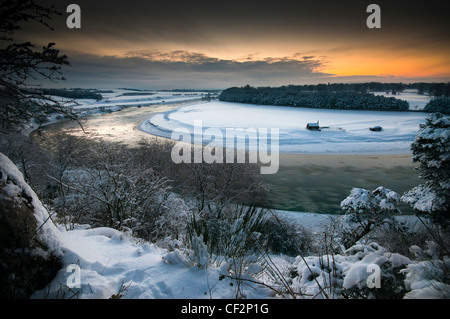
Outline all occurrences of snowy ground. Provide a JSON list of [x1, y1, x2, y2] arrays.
[[79, 91, 209, 109], [373, 89, 432, 111], [30, 212, 447, 300], [140, 101, 428, 154], [43, 89, 215, 121], [27, 207, 338, 299], [27, 212, 336, 299], [27, 205, 328, 299], [32, 225, 273, 299]]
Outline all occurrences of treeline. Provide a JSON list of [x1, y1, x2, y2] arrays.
[[160, 89, 222, 93], [40, 88, 104, 100], [120, 92, 155, 96], [298, 82, 450, 96], [219, 85, 410, 111], [411, 82, 450, 97], [220, 82, 450, 96]]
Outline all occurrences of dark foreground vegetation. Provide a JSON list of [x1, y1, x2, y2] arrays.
[[2, 120, 449, 298]]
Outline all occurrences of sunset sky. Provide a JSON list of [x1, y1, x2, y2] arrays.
[[16, 0, 450, 89]]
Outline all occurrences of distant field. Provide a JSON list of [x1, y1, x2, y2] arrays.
[[44, 89, 214, 113], [373, 89, 432, 110]]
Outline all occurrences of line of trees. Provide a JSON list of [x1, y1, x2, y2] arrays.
[[219, 85, 410, 111], [39, 88, 104, 101], [222, 82, 450, 96]]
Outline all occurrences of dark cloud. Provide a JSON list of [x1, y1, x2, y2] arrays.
[[29, 0, 450, 47], [124, 50, 222, 64], [15, 0, 450, 88]]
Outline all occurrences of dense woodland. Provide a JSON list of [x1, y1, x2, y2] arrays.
[[222, 82, 450, 96], [219, 83, 450, 112], [219, 85, 410, 111]]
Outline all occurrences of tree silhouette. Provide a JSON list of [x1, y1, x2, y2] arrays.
[[0, 0, 76, 131]]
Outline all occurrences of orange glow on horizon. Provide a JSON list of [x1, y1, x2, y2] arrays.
[[321, 52, 450, 79], [58, 37, 450, 82]]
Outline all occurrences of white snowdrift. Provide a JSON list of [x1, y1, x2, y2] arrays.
[[29, 211, 450, 299], [32, 225, 272, 299], [342, 244, 411, 289]]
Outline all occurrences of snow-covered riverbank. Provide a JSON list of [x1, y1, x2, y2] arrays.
[[140, 101, 427, 154]]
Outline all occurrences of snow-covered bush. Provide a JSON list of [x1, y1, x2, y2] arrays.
[[291, 242, 411, 299], [165, 204, 269, 298], [263, 215, 314, 256], [162, 232, 212, 270], [51, 141, 188, 242], [151, 194, 190, 242], [402, 112, 450, 225], [213, 206, 280, 298], [292, 252, 344, 298], [340, 186, 401, 248], [222, 205, 268, 261], [402, 242, 450, 298], [341, 243, 411, 299], [185, 232, 211, 269]]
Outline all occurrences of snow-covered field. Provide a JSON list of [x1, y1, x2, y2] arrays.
[[46, 89, 213, 116], [373, 89, 432, 111], [140, 101, 428, 154], [78, 90, 209, 109]]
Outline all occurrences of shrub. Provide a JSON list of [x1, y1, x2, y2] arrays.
[[263, 215, 314, 256], [340, 186, 402, 248]]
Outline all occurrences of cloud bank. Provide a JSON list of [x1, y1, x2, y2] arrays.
[[59, 51, 335, 89]]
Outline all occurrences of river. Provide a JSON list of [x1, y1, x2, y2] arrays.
[[32, 101, 421, 214]]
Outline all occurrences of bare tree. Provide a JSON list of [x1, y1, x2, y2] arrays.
[[56, 141, 183, 241], [0, 0, 77, 132], [184, 160, 269, 218]]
